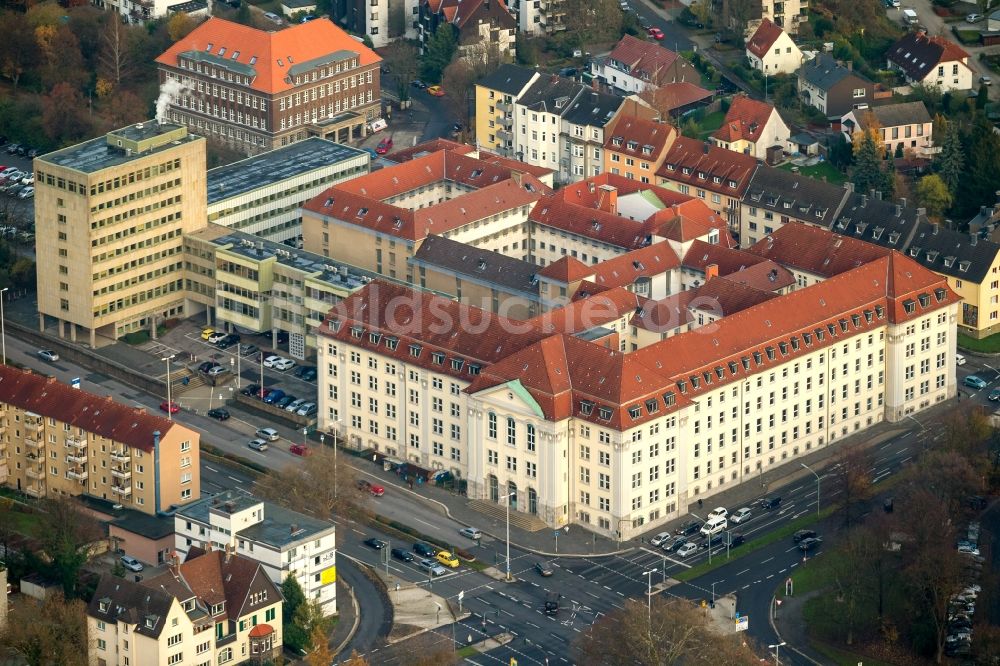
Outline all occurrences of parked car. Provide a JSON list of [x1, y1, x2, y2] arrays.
[[256, 427, 280, 441], [37, 349, 59, 362], [534, 561, 554, 576], [759, 496, 782, 510], [216, 333, 240, 349], [364, 537, 387, 550], [647, 26, 664, 39], [262, 354, 283, 368], [981, 75, 993, 86], [289, 443, 311, 456], [730, 507, 752, 524], [293, 366, 317, 381], [375, 138, 394, 154], [650, 531, 672, 547], [296, 402, 317, 417], [17, 186, 33, 199], [275, 395, 296, 409], [198, 361, 215, 373], [413, 542, 436, 557], [159, 401, 180, 414], [206, 365, 226, 377], [418, 558, 447, 576], [707, 507, 728, 520], [411, 79, 428, 89], [667, 536, 689, 553], [285, 398, 308, 412], [427, 85, 445, 96], [273, 358, 295, 371], [701, 532, 727, 549], [263, 389, 286, 404], [206, 331, 226, 344], [239, 343, 259, 356], [200, 327, 216, 340], [674, 520, 701, 536], [459, 527, 482, 540], [240, 383, 261, 396], [357, 479, 385, 496], [793, 529, 818, 543], [967, 12, 983, 22], [206, 408, 230, 421], [436, 551, 460, 568], [248, 438, 269, 452], [956, 353, 966, 365], [676, 542, 699, 558], [391, 547, 414, 562], [964, 375, 987, 390], [798, 537, 823, 552], [120, 555, 144, 572], [729, 533, 746, 547]]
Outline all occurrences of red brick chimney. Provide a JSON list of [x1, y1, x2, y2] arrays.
[[597, 184, 618, 216], [706, 263, 719, 281]]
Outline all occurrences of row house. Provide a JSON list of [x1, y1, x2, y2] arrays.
[[739, 166, 850, 246]]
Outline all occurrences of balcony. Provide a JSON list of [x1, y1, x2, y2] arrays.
[[25, 465, 45, 480], [497, 129, 513, 142], [66, 436, 87, 450], [66, 452, 88, 465], [499, 114, 513, 128], [24, 419, 43, 433], [110, 450, 130, 463], [111, 467, 132, 481], [24, 435, 44, 450], [25, 484, 46, 499], [497, 101, 512, 113], [67, 468, 89, 482], [112, 484, 132, 498], [0, 463, 7, 485]]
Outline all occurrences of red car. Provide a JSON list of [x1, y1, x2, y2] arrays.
[[375, 137, 393, 154], [648, 27, 664, 39], [159, 401, 180, 414], [290, 443, 311, 456]]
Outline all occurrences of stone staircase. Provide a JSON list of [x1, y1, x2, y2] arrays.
[[467, 499, 548, 532], [163, 368, 205, 396]]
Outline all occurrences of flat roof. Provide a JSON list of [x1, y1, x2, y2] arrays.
[[177, 491, 335, 548], [39, 123, 201, 174], [207, 137, 366, 205]]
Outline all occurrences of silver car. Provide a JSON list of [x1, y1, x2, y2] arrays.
[[248, 438, 269, 452], [418, 558, 447, 576]]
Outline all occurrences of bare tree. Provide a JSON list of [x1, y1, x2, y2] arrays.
[[832, 444, 874, 528], [0, 592, 90, 666], [36, 495, 104, 598], [441, 58, 477, 126], [381, 41, 420, 102], [255, 445, 364, 520], [98, 16, 133, 88], [561, 0, 623, 43], [574, 597, 761, 665]]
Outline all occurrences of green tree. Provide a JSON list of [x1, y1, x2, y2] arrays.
[[35, 496, 103, 598], [934, 121, 963, 194], [915, 174, 953, 220], [421, 23, 457, 84], [977, 82, 989, 110], [955, 116, 1000, 218], [282, 574, 309, 652], [851, 129, 892, 198]]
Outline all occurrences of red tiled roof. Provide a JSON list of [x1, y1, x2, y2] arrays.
[[386, 138, 472, 162], [589, 241, 682, 290], [746, 222, 891, 278], [631, 292, 696, 332], [608, 35, 681, 87], [604, 117, 677, 158], [525, 287, 646, 335], [691, 275, 779, 315], [718, 260, 795, 291], [746, 18, 785, 59], [0, 366, 187, 453], [681, 239, 770, 274], [475, 150, 556, 179], [712, 95, 777, 144], [658, 135, 760, 198], [156, 17, 381, 95], [650, 201, 735, 246], [537, 256, 594, 282], [303, 149, 550, 241]]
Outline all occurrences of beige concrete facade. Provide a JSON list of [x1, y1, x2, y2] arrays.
[[34, 123, 207, 348]]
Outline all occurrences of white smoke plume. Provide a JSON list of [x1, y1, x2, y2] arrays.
[[155, 78, 189, 125]]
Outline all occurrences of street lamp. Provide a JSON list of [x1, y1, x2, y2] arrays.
[[161, 354, 176, 420], [230, 353, 241, 391], [642, 569, 656, 631], [0, 286, 8, 365], [768, 641, 786, 666], [801, 462, 821, 518], [500, 491, 514, 581]]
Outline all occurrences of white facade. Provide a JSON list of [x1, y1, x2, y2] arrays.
[[174, 496, 338, 615], [514, 105, 564, 175], [747, 30, 803, 75], [913, 59, 974, 93], [89, 596, 190, 666], [367, 0, 421, 46], [712, 108, 792, 160]]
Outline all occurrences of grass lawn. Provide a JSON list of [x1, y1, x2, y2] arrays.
[[777, 160, 847, 185], [4, 510, 42, 538], [813, 641, 897, 666], [456, 645, 479, 659], [953, 29, 981, 45], [696, 111, 726, 140], [959, 331, 1000, 353]]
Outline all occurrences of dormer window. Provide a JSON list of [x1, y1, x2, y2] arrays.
[[612, 136, 623, 146], [790, 337, 800, 351], [828, 323, 837, 336], [864, 311, 873, 323], [778, 342, 788, 355], [666, 163, 676, 171], [959, 260, 971, 272], [432, 352, 445, 365], [409, 344, 422, 357], [697, 171, 706, 180], [728, 361, 738, 374], [741, 357, 751, 370], [682, 167, 691, 175], [943, 256, 955, 268], [839, 319, 849, 333], [765, 347, 776, 361], [598, 407, 613, 420], [451, 358, 465, 371], [918, 294, 930, 307], [99, 598, 110, 613], [350, 326, 363, 338], [629, 405, 642, 419], [803, 332, 813, 345], [752, 351, 762, 365], [690, 376, 700, 389], [646, 399, 659, 414], [627, 140, 638, 151], [715, 366, 725, 379], [934, 288, 946, 302], [875, 305, 885, 318], [851, 314, 861, 327], [663, 391, 676, 406], [903, 299, 915, 314], [369, 332, 381, 344], [386, 337, 399, 351], [581, 400, 594, 415], [677, 380, 688, 393]]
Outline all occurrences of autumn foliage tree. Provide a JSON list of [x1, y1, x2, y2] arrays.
[[0, 593, 90, 666], [255, 444, 364, 521]]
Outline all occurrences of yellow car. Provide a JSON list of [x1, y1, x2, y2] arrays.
[[436, 550, 460, 568], [427, 85, 445, 97], [201, 327, 216, 340]]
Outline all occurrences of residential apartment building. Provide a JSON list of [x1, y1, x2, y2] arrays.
[[746, 0, 807, 34], [418, 0, 517, 63], [506, 0, 564, 34], [87, 548, 282, 666], [475, 65, 539, 157], [560, 90, 633, 183], [887, 32, 973, 93], [0, 365, 200, 512], [94, 0, 176, 24], [515, 74, 588, 177], [175, 491, 337, 616], [602, 115, 677, 182], [739, 166, 849, 246], [655, 136, 760, 240], [841, 102, 935, 158], [594, 35, 700, 95], [318, 248, 959, 539], [34, 122, 206, 348], [330, 0, 421, 46], [207, 138, 369, 243], [710, 95, 791, 161], [797, 53, 875, 118], [156, 18, 382, 155], [745, 19, 803, 75], [300, 146, 550, 280]]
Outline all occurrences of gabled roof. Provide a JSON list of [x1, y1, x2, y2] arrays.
[[746, 18, 787, 59], [411, 235, 540, 294], [518, 75, 584, 114], [743, 166, 848, 226], [830, 191, 922, 251], [681, 239, 770, 275], [847, 101, 931, 129], [88, 576, 177, 639], [631, 291, 696, 332], [798, 52, 872, 90], [0, 366, 187, 452], [537, 256, 594, 282], [607, 34, 684, 86], [527, 287, 646, 336], [887, 32, 970, 82], [650, 82, 713, 113], [693, 275, 780, 315], [719, 259, 795, 291], [589, 241, 682, 290], [156, 17, 380, 95], [561, 89, 624, 128], [477, 63, 537, 95], [906, 222, 1000, 284], [658, 135, 760, 197], [747, 222, 892, 278], [712, 95, 779, 144], [604, 117, 676, 158]]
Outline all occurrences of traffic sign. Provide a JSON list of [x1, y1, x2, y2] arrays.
[[735, 616, 749, 632]]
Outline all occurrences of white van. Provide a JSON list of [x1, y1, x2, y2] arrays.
[[902, 8, 918, 25], [700, 515, 728, 537]]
